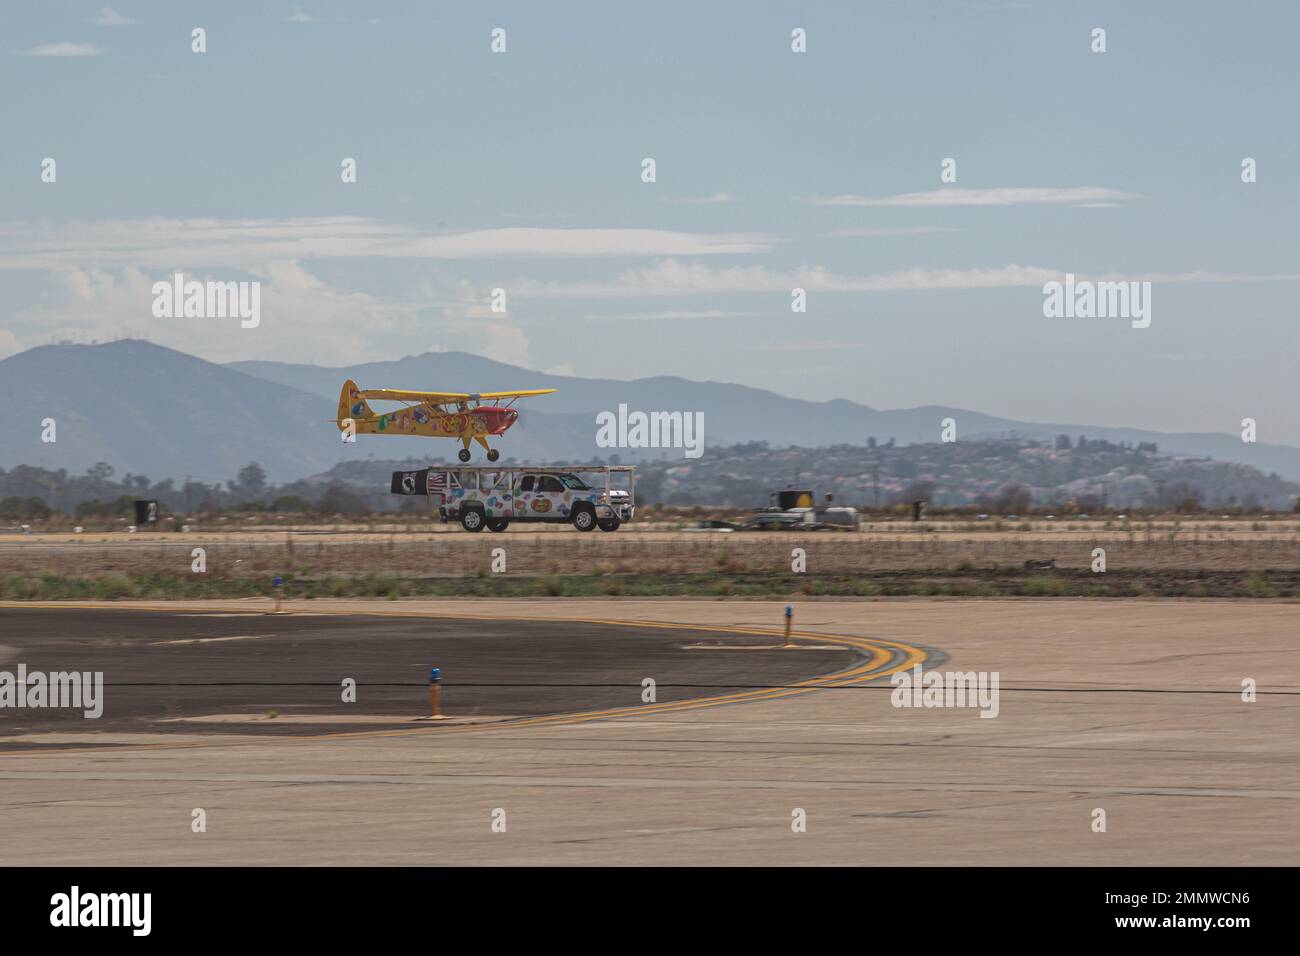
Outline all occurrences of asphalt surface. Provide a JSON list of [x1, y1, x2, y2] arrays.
[[0, 608, 858, 742]]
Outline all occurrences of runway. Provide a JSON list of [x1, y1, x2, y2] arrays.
[[1, 598, 1297, 865]]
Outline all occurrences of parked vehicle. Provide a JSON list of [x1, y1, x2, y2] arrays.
[[422, 465, 636, 532]]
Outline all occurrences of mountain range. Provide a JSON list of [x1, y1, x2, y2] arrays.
[[2, 339, 1296, 484]]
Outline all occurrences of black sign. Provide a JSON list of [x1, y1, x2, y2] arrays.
[[390, 469, 430, 496], [133, 499, 159, 524]]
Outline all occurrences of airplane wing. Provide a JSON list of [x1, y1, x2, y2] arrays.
[[475, 389, 557, 399], [358, 388, 472, 402], [355, 387, 556, 403]]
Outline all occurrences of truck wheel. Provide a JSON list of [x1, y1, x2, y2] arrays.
[[487, 518, 510, 532], [460, 508, 485, 532], [572, 506, 596, 532], [597, 518, 621, 532]]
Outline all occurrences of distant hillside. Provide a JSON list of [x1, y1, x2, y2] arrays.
[[230, 351, 1300, 481], [278, 437, 1297, 511], [1, 341, 1297, 486], [0, 341, 338, 483], [0, 341, 614, 480], [630, 438, 1300, 511], [6, 436, 1296, 515]]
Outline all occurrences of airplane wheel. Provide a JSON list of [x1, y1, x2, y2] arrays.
[[460, 509, 485, 532], [486, 448, 500, 462], [572, 506, 596, 532], [487, 518, 510, 532], [457, 448, 471, 462], [597, 518, 621, 532]]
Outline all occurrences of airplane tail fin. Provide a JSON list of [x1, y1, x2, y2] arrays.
[[337, 379, 375, 430]]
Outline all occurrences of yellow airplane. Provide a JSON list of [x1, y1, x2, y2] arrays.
[[335, 379, 556, 461]]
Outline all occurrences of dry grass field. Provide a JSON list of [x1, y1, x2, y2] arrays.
[[3, 523, 1299, 576], [1, 518, 1298, 600]]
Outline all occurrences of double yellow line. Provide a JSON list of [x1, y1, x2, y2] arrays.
[[0, 603, 932, 744]]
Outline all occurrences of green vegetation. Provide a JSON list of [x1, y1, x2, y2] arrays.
[[7, 432, 1300, 525], [3, 569, 1297, 601], [1022, 576, 1066, 596]]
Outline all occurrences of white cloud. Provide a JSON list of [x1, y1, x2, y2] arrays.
[[0, 329, 23, 360], [477, 321, 530, 367], [4, 263, 530, 367], [395, 226, 770, 259], [1098, 270, 1300, 284], [822, 226, 965, 238], [285, 7, 319, 23], [744, 340, 868, 352], [16, 43, 106, 57], [511, 260, 1300, 299], [514, 261, 1061, 298], [660, 192, 737, 205], [0, 218, 773, 270], [585, 309, 754, 322], [95, 7, 137, 26], [810, 187, 1140, 208]]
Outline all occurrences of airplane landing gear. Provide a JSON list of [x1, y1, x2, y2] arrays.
[[486, 448, 500, 462], [458, 448, 471, 462]]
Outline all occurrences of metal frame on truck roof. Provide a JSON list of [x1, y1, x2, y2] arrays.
[[423, 464, 636, 474], [428, 464, 635, 508]]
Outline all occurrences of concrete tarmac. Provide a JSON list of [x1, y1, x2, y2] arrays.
[[0, 598, 1296, 865]]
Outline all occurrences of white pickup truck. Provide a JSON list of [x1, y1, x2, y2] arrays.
[[429, 465, 636, 532]]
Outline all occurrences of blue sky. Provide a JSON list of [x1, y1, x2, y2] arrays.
[[2, 1, 1297, 443]]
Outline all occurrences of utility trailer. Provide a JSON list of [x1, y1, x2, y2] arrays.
[[404, 464, 636, 532], [743, 488, 861, 531]]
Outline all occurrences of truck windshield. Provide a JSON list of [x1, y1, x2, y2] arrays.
[[558, 474, 590, 490]]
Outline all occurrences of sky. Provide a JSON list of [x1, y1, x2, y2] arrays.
[[1, 1, 1297, 443]]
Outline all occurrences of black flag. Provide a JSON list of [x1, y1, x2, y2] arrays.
[[390, 469, 430, 496]]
